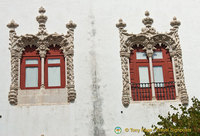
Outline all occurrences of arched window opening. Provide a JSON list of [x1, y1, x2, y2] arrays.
[[20, 46, 41, 89], [45, 45, 65, 89], [7, 7, 77, 105], [116, 11, 188, 107], [130, 46, 152, 101], [129, 45, 176, 101], [152, 45, 176, 100]]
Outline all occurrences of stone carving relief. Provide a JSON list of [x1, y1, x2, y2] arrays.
[[116, 11, 189, 107], [7, 7, 76, 105]]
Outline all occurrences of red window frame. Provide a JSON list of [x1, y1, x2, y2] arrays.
[[44, 46, 65, 89], [20, 46, 41, 89], [129, 46, 176, 101], [152, 47, 176, 100], [152, 47, 174, 83], [130, 48, 152, 101]]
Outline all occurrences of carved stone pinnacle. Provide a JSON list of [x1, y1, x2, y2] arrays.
[[7, 20, 19, 32], [170, 16, 181, 29], [116, 19, 126, 29], [142, 11, 153, 28], [36, 7, 48, 27], [66, 20, 77, 30]]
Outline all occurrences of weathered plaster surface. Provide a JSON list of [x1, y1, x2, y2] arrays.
[[89, 13, 106, 136]]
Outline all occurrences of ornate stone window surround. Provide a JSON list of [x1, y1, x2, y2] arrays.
[[7, 7, 76, 105], [116, 11, 189, 107]]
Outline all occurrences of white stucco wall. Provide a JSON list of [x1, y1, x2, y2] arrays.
[[0, 0, 200, 136]]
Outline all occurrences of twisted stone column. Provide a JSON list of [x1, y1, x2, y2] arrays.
[[7, 20, 19, 105], [170, 17, 188, 105], [116, 19, 131, 107], [66, 21, 77, 102]]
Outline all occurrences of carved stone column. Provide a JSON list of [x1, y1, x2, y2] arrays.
[[7, 20, 19, 105], [66, 21, 77, 102], [116, 19, 131, 107], [170, 17, 188, 105], [146, 47, 156, 100], [36, 7, 49, 90], [37, 41, 49, 89]]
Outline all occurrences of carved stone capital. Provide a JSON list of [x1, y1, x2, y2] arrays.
[[66, 50, 74, 56], [36, 40, 49, 58], [169, 49, 176, 57], [146, 49, 153, 57], [120, 51, 130, 58], [40, 51, 47, 58]]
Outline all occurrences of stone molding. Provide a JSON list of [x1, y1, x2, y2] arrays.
[[116, 11, 189, 107], [7, 7, 76, 105]]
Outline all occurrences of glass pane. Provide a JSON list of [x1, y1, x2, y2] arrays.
[[152, 51, 163, 59], [48, 66, 61, 86], [25, 59, 38, 64], [139, 66, 149, 83], [25, 67, 38, 87], [48, 58, 60, 64], [153, 66, 164, 87], [136, 52, 147, 59]]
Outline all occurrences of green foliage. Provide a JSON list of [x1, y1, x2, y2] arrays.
[[143, 97, 200, 136]]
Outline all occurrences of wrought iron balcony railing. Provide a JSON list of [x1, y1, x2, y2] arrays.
[[154, 82, 176, 100], [131, 82, 176, 101], [131, 83, 152, 101]]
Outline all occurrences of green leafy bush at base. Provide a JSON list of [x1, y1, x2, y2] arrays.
[[143, 97, 200, 136]]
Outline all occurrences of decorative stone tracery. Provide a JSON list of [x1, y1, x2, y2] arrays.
[[116, 11, 189, 107], [7, 7, 76, 105]]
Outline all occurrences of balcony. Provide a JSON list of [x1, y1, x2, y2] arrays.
[[131, 83, 152, 101], [131, 82, 176, 101], [154, 82, 176, 100]]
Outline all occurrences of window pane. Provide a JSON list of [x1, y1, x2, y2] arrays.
[[139, 66, 149, 83], [153, 66, 164, 87], [48, 58, 60, 64], [25, 67, 38, 87], [48, 66, 61, 86], [25, 59, 38, 64], [152, 51, 163, 59], [136, 52, 147, 59]]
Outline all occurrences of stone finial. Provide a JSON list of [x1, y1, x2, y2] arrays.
[[116, 19, 126, 29], [7, 20, 19, 32], [170, 17, 181, 29], [142, 11, 153, 28], [66, 20, 77, 31], [36, 7, 48, 29]]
